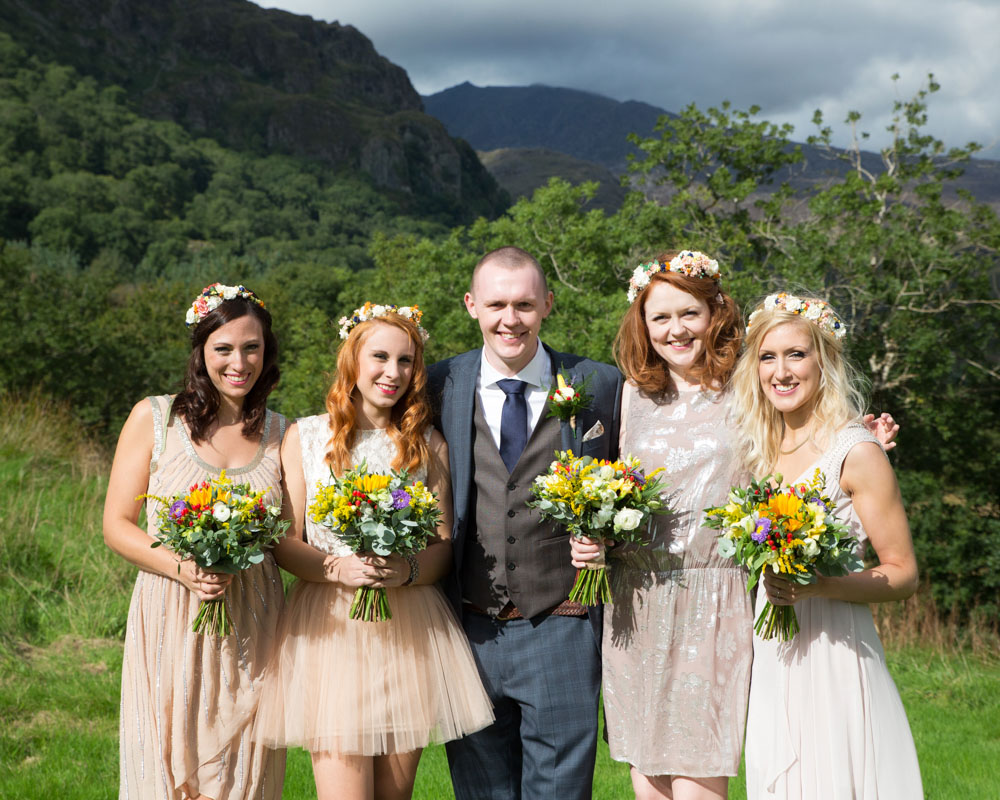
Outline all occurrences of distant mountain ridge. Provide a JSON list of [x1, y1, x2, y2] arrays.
[[424, 82, 669, 171], [0, 0, 508, 220], [424, 82, 1000, 209]]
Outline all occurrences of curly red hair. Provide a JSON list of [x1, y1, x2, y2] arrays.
[[324, 316, 432, 476], [614, 252, 742, 394]]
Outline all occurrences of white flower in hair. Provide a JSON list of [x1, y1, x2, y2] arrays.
[[626, 249, 722, 304], [222, 285, 238, 300], [338, 302, 429, 341], [748, 292, 848, 340]]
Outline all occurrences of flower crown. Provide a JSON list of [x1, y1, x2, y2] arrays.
[[185, 283, 264, 327], [627, 250, 721, 304], [747, 292, 847, 340], [338, 302, 429, 342]]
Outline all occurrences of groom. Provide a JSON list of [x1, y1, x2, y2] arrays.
[[428, 246, 623, 800]]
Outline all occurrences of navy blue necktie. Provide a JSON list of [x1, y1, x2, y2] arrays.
[[497, 379, 528, 473]]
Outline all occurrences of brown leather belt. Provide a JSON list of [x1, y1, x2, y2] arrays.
[[463, 599, 587, 621]]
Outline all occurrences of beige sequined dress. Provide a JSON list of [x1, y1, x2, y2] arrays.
[[118, 395, 286, 799], [603, 383, 753, 777]]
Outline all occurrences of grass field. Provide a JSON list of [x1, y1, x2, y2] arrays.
[[1, 394, 998, 799]]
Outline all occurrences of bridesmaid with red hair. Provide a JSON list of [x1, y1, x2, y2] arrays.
[[255, 303, 493, 800]]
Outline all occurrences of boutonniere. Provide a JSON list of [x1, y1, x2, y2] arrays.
[[546, 372, 592, 432]]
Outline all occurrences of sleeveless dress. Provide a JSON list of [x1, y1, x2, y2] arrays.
[[254, 414, 494, 756], [745, 425, 923, 799], [603, 384, 753, 777], [119, 395, 287, 800]]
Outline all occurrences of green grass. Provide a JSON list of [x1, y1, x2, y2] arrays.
[[1, 393, 998, 799]]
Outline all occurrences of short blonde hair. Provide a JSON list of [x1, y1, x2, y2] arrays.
[[730, 298, 868, 476]]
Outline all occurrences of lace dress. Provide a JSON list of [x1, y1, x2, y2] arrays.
[[254, 414, 494, 755], [745, 425, 922, 799], [603, 384, 753, 777], [119, 395, 286, 800]]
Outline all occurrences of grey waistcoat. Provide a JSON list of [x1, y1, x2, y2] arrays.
[[461, 393, 577, 618]]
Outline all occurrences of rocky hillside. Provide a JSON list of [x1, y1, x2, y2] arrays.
[[0, 0, 507, 220]]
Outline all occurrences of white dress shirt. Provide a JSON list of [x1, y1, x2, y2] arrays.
[[477, 341, 553, 450]]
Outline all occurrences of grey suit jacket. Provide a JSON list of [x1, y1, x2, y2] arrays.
[[427, 343, 624, 627]]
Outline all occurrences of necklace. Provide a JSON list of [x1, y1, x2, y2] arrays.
[[779, 436, 811, 455]]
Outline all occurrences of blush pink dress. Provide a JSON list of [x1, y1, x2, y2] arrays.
[[254, 415, 494, 756]]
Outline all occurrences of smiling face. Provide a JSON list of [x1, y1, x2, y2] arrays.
[[352, 322, 416, 425], [757, 322, 823, 420], [203, 314, 264, 411], [465, 261, 553, 376], [642, 280, 712, 386]]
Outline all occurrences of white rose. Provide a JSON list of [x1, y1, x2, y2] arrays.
[[803, 303, 822, 320], [801, 537, 820, 558], [185, 307, 197, 325], [206, 296, 223, 312], [212, 502, 231, 522], [764, 294, 779, 310], [222, 285, 238, 300], [784, 296, 803, 312], [399, 307, 413, 318], [372, 305, 386, 317], [614, 507, 644, 531]]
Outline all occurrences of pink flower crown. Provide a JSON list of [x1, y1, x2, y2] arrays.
[[747, 292, 847, 340], [338, 302, 429, 342], [185, 283, 264, 327], [627, 250, 721, 303]]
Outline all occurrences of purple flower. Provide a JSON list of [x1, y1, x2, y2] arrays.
[[168, 500, 188, 521], [391, 489, 411, 510], [751, 517, 771, 544]]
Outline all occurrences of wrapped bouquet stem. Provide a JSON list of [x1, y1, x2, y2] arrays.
[[138, 470, 288, 636], [528, 450, 669, 606], [308, 461, 441, 622]]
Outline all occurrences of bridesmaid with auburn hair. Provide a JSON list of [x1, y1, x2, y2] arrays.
[[103, 283, 286, 800], [254, 303, 493, 800]]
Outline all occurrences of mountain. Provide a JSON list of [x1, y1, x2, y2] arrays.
[[0, 0, 508, 220], [477, 148, 627, 211], [423, 82, 669, 171], [424, 83, 1000, 209]]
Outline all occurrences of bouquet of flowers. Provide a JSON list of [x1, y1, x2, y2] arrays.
[[140, 471, 288, 636], [704, 469, 863, 640], [527, 450, 668, 605], [308, 462, 442, 621]]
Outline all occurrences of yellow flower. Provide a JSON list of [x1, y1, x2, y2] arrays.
[[188, 486, 212, 508], [768, 493, 803, 518], [358, 474, 392, 493]]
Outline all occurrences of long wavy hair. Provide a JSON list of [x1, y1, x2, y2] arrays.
[[324, 316, 432, 476], [731, 300, 868, 476], [614, 257, 742, 394], [173, 298, 279, 444]]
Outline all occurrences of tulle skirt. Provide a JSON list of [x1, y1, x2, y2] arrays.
[[254, 581, 494, 756]]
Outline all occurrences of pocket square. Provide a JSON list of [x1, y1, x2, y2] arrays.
[[582, 420, 604, 442]]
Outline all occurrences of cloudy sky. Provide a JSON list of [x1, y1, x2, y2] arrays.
[[262, 0, 999, 159]]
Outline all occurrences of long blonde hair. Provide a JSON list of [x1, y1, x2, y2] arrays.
[[731, 301, 868, 476]]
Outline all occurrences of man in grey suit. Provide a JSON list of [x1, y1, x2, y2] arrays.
[[428, 246, 623, 800]]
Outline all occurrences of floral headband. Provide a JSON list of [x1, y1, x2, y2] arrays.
[[185, 283, 264, 327], [338, 302, 429, 342], [627, 250, 721, 303], [747, 292, 847, 340]]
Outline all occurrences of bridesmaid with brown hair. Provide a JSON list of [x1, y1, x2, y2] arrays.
[[103, 283, 286, 800]]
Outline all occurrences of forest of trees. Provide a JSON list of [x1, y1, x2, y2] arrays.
[[1, 32, 997, 619]]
